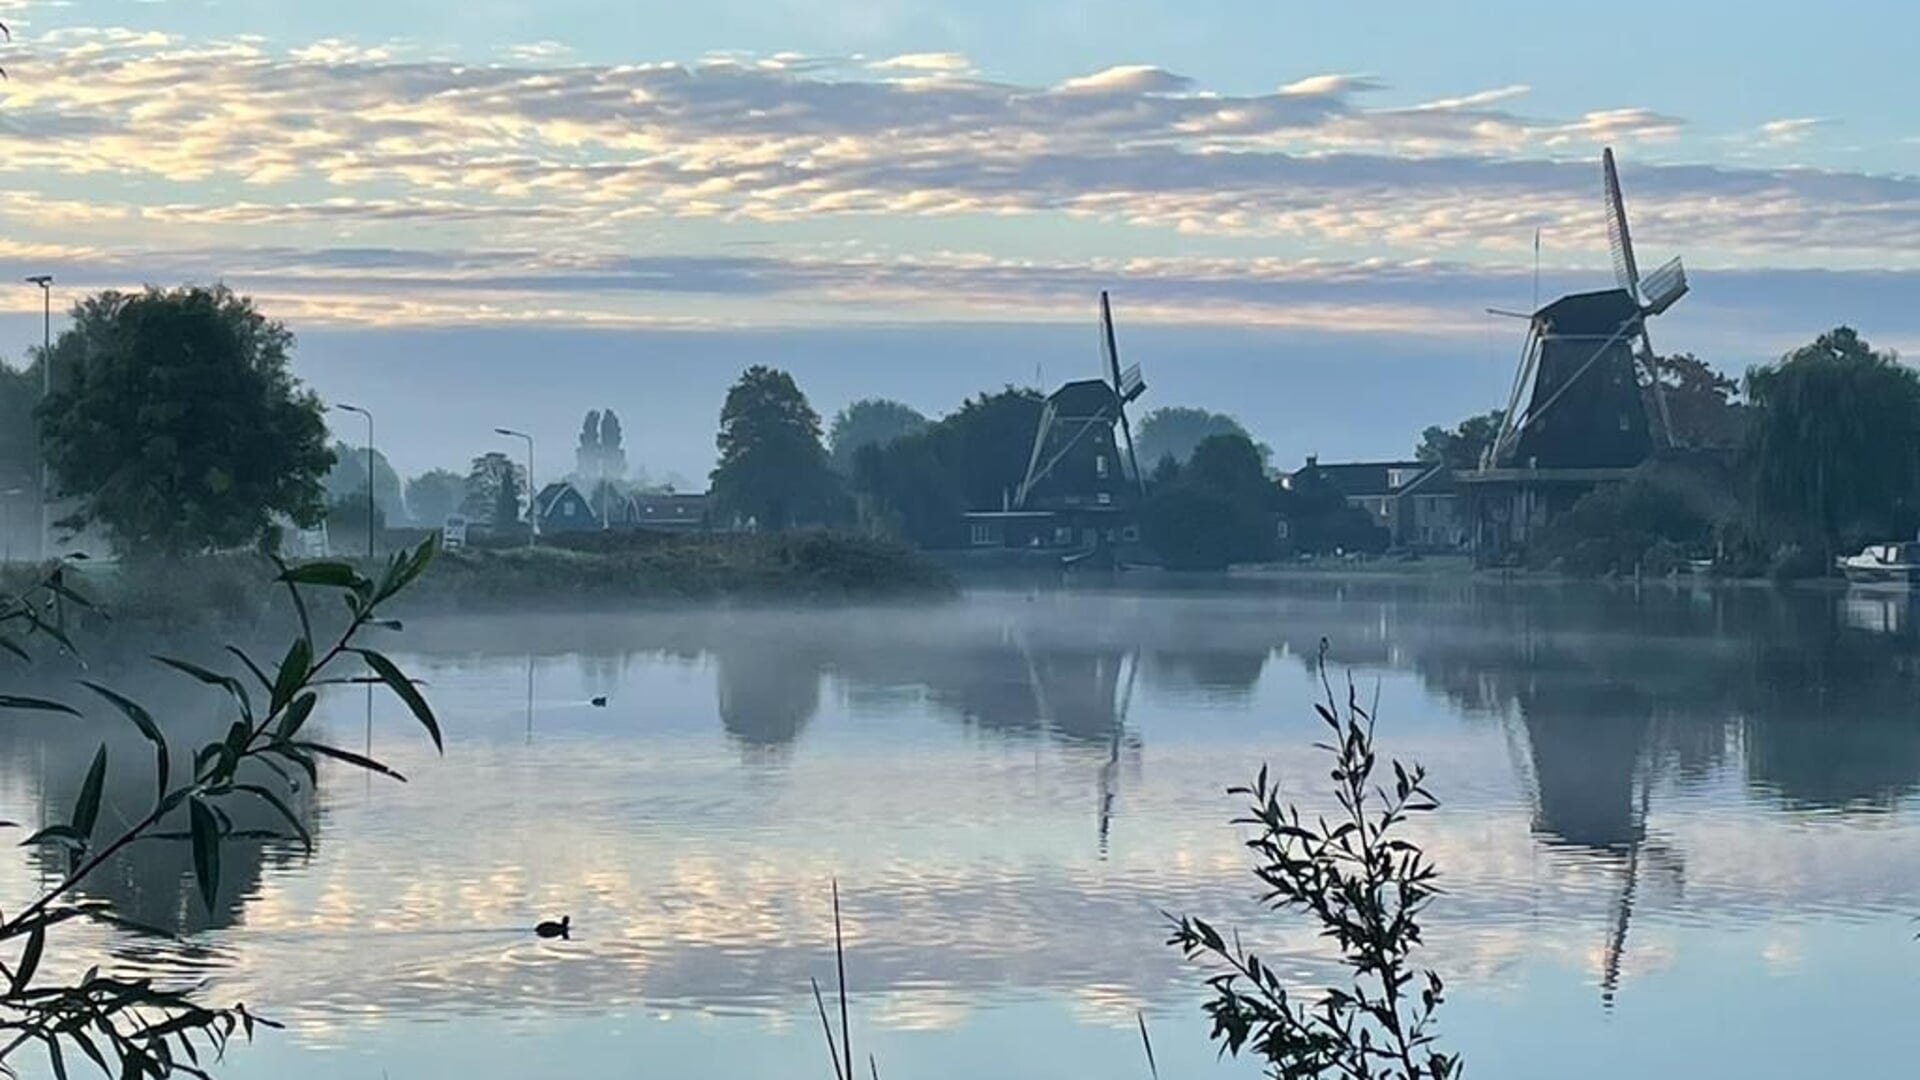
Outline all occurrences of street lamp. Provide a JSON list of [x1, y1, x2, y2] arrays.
[[0, 488, 24, 565], [334, 404, 376, 558], [494, 427, 536, 546], [25, 275, 51, 562]]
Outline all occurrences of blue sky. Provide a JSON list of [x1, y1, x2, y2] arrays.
[[2, 0, 1918, 481]]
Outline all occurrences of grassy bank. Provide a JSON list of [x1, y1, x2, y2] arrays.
[[3, 530, 956, 635]]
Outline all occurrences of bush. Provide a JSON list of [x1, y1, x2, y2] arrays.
[[1768, 543, 1828, 583], [1531, 478, 1712, 578], [1142, 485, 1271, 571]]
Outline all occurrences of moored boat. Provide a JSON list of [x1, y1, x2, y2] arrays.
[[1839, 540, 1920, 588]]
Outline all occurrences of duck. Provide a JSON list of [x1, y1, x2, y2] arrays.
[[589, 696, 608, 708], [535, 915, 571, 940]]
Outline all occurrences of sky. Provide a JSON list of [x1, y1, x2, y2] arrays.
[[2, 0, 1919, 483]]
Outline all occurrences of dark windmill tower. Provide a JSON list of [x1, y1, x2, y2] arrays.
[[1466, 148, 1690, 560], [993, 292, 1149, 564]]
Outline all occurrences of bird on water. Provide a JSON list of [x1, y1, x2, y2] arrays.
[[536, 915, 571, 940], [590, 696, 608, 708]]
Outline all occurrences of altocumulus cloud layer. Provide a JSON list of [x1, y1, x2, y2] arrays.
[[1, 27, 1919, 336]]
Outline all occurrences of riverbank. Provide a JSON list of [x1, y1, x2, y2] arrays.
[[4, 531, 956, 636]]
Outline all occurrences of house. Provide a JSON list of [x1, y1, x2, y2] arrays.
[[623, 491, 712, 533], [1285, 457, 1466, 551], [534, 481, 601, 533]]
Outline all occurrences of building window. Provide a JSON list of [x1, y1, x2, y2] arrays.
[[970, 523, 995, 546], [1054, 526, 1073, 546], [1097, 492, 1112, 505], [1121, 525, 1140, 542], [1619, 413, 1631, 432], [1095, 454, 1109, 479], [562, 500, 576, 518]]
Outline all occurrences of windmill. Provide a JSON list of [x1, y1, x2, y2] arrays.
[[1485, 148, 1690, 471], [1013, 291, 1149, 510]]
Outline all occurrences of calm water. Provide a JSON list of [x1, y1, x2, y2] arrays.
[[5, 578, 1920, 1078]]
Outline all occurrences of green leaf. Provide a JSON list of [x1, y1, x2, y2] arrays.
[[42, 1030, 68, 1080], [352, 648, 442, 753], [277, 561, 361, 589], [71, 745, 107, 841], [275, 692, 317, 742], [80, 681, 170, 802], [187, 797, 221, 914], [154, 655, 252, 718], [22, 824, 86, 850], [11, 925, 43, 992], [224, 646, 272, 692], [0, 694, 81, 717], [290, 741, 407, 782], [1, 636, 31, 662], [234, 784, 312, 853], [270, 636, 312, 714]]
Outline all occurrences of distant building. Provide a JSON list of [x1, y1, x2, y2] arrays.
[[534, 481, 601, 533], [622, 491, 713, 533], [1284, 457, 1466, 551]]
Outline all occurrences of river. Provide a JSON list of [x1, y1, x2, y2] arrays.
[[3, 577, 1918, 1078]]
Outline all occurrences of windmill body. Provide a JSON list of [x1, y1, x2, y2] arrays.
[[963, 292, 1149, 565], [1465, 148, 1691, 562]]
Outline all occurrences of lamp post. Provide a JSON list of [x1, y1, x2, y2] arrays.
[[1, 487, 24, 565], [334, 403, 376, 557], [25, 275, 52, 562], [494, 427, 536, 547]]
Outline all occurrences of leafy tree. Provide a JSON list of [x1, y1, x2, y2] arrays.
[[0, 361, 38, 499], [710, 366, 838, 530], [1530, 477, 1713, 577], [1415, 410, 1504, 471], [1187, 434, 1272, 505], [36, 286, 333, 556], [462, 451, 526, 527], [1281, 466, 1390, 556], [1645, 352, 1746, 450], [574, 408, 628, 483], [0, 540, 445, 1079], [1136, 407, 1270, 472], [828, 399, 929, 475], [326, 490, 388, 555], [405, 469, 466, 526], [850, 387, 1044, 547], [1142, 485, 1268, 571], [1148, 452, 1182, 491], [1745, 327, 1920, 558], [323, 441, 405, 524]]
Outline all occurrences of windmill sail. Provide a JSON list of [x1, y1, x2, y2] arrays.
[[1603, 147, 1641, 301]]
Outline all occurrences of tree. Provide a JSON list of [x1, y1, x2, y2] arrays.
[[710, 366, 838, 530], [1142, 485, 1268, 571], [326, 490, 387, 555], [1186, 433, 1272, 505], [829, 399, 929, 475], [462, 451, 526, 527], [1136, 407, 1270, 471], [0, 361, 38, 497], [323, 441, 405, 524], [36, 286, 333, 556], [1745, 327, 1920, 558], [849, 387, 1044, 547], [1415, 410, 1504, 471], [1646, 352, 1745, 450], [1281, 466, 1390, 556], [405, 468, 466, 526]]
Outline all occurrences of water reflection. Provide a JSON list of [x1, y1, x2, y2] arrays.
[[3, 581, 1919, 1080]]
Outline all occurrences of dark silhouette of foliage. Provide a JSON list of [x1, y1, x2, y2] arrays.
[[1415, 410, 1503, 471], [1137, 407, 1270, 471], [36, 286, 333, 556], [711, 366, 838, 530], [0, 538, 445, 1078], [1279, 468, 1390, 556], [404, 469, 466, 527], [326, 491, 388, 555], [1745, 327, 1920, 559], [828, 399, 929, 475], [851, 387, 1043, 546], [462, 452, 525, 527], [1142, 485, 1266, 571], [323, 441, 405, 524], [1644, 353, 1745, 450], [1168, 649, 1459, 1080]]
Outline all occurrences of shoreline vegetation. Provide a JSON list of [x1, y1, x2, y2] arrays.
[[2, 531, 956, 636]]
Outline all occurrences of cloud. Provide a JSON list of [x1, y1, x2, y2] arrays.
[[1757, 117, 1831, 146], [1056, 64, 1193, 95], [868, 51, 972, 74]]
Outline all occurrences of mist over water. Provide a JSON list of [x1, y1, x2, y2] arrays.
[[4, 579, 1918, 1079]]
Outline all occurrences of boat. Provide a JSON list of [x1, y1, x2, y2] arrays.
[[1839, 540, 1920, 588]]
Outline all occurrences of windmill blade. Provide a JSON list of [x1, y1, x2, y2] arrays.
[[1603, 148, 1642, 302], [1101, 292, 1148, 495], [1638, 327, 1676, 450], [1639, 256, 1689, 316]]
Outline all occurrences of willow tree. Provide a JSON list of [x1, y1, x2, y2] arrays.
[[1745, 327, 1920, 559]]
